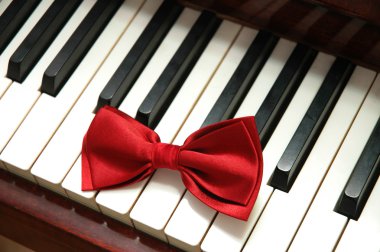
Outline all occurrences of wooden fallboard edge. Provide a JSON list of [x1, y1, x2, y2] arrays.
[[178, 0, 380, 72], [0, 169, 180, 252], [305, 0, 380, 26]]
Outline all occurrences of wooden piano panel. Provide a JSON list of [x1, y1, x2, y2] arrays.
[[0, 169, 178, 252], [306, 0, 380, 25], [179, 0, 380, 72]]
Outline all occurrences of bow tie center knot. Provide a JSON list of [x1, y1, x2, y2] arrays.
[[152, 143, 180, 170]]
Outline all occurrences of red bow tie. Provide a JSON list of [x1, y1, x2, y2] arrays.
[[82, 106, 263, 220]]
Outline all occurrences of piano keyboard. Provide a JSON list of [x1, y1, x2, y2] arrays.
[[0, 0, 379, 251]]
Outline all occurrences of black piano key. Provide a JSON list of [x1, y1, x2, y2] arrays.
[[201, 31, 278, 127], [96, 0, 183, 111], [0, 0, 40, 54], [335, 119, 380, 220], [269, 58, 355, 192], [7, 0, 81, 82], [256, 44, 317, 149], [41, 0, 123, 97], [135, 12, 221, 129]]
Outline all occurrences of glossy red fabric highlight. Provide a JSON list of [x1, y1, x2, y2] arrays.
[[82, 106, 263, 221]]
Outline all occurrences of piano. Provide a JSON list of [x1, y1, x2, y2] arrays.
[[0, 0, 379, 251]]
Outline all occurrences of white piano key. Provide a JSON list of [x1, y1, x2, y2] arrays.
[[0, 84, 39, 151], [164, 38, 299, 252], [129, 20, 241, 242], [96, 181, 145, 227], [0, 77, 11, 98], [62, 155, 99, 211], [242, 66, 376, 252], [0, 0, 12, 16], [167, 192, 216, 252], [289, 72, 380, 252], [0, 0, 135, 181], [0, 0, 96, 155], [335, 176, 380, 252], [0, 0, 53, 95], [95, 7, 201, 226], [31, 0, 145, 195], [35, 112, 95, 196]]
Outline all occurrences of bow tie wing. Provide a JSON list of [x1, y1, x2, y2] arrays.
[[179, 117, 263, 220], [82, 106, 160, 190]]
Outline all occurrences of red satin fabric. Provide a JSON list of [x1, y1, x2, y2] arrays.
[[82, 106, 263, 220]]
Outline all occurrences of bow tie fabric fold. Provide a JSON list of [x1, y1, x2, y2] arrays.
[[82, 106, 263, 220]]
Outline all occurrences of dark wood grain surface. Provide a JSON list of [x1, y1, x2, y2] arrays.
[[179, 0, 380, 72], [0, 169, 180, 252], [305, 0, 380, 25]]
